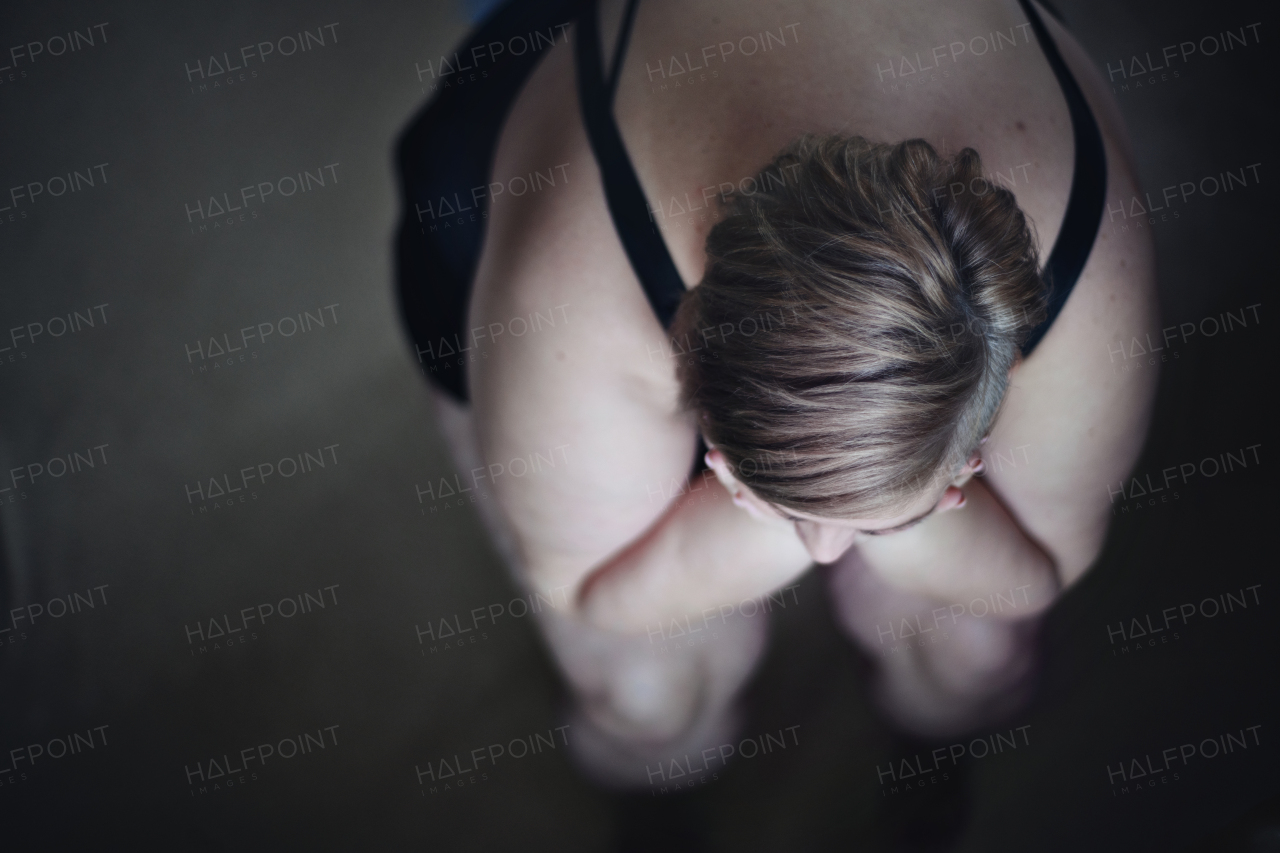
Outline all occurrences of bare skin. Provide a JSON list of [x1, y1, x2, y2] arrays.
[[435, 0, 1158, 750]]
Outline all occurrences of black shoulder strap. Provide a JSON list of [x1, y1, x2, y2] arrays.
[[575, 0, 687, 328], [1016, 0, 1108, 353], [573, 0, 1100, 347], [607, 0, 641, 98]]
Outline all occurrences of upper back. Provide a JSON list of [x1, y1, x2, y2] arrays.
[[465, 0, 1156, 587]]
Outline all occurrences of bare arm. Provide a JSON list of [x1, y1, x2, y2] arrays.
[[852, 475, 1060, 618], [851, 0, 1161, 611], [470, 34, 813, 635], [575, 470, 812, 633], [971, 2, 1159, 591]]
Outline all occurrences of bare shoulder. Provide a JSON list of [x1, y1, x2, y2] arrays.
[[466, 30, 699, 591], [459, 0, 1159, 592], [983, 2, 1160, 585]]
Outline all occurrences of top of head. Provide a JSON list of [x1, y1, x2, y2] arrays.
[[671, 135, 1048, 519]]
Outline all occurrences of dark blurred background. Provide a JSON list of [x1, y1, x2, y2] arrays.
[[0, 0, 1274, 850]]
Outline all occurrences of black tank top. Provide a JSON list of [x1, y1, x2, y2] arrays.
[[395, 0, 1107, 403]]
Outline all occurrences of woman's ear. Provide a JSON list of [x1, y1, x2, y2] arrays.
[[949, 455, 985, 489], [704, 445, 719, 467], [937, 484, 967, 512], [705, 447, 802, 527], [706, 447, 752, 504], [705, 447, 735, 482]]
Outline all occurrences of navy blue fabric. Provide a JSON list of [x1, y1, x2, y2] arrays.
[[394, 0, 589, 401]]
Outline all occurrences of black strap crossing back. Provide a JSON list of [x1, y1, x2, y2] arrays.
[[574, 0, 688, 329], [396, 0, 1109, 404], [1016, 0, 1108, 352], [575, 0, 1107, 353]]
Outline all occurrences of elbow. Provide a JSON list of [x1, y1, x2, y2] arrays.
[[1049, 524, 1112, 592], [522, 554, 637, 632], [994, 547, 1062, 623], [520, 558, 593, 621]]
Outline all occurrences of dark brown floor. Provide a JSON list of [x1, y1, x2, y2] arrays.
[[0, 0, 1275, 850]]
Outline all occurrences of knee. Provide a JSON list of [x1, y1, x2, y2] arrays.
[[942, 617, 1037, 689]]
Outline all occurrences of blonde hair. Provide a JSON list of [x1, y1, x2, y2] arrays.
[[672, 135, 1047, 517]]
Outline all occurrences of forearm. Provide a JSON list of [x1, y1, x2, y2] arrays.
[[854, 477, 1060, 619], [576, 471, 812, 634]]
